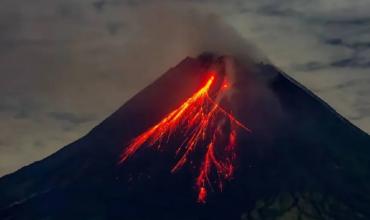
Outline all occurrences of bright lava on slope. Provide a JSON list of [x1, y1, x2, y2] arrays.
[[119, 72, 250, 203]]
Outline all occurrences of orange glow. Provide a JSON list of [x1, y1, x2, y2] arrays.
[[198, 187, 207, 204], [119, 72, 250, 203]]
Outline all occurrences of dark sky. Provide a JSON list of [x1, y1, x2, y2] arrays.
[[1, 0, 370, 176]]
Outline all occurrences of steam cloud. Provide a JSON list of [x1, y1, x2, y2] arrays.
[[121, 2, 267, 81]]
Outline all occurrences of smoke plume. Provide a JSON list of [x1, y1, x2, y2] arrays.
[[121, 2, 267, 81]]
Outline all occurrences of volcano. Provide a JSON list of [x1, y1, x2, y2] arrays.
[[0, 54, 370, 220]]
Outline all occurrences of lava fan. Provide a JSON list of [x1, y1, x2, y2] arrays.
[[118, 71, 250, 203]]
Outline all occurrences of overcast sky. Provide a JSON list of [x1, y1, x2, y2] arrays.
[[1, 0, 370, 176]]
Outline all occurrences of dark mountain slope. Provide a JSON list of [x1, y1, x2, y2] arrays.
[[0, 55, 369, 220]]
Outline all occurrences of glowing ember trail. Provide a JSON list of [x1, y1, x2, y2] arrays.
[[119, 72, 250, 203]]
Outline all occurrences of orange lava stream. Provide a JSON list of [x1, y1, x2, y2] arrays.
[[119, 73, 250, 203]]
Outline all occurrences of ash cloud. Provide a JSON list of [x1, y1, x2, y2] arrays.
[[119, 2, 266, 78]]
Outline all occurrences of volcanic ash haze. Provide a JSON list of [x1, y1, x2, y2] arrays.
[[120, 4, 266, 83], [0, 53, 370, 220]]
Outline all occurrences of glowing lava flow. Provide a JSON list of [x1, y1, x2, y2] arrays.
[[119, 73, 250, 203]]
